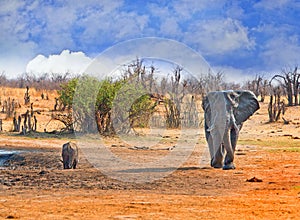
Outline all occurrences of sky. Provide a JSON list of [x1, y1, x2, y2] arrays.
[[0, 0, 300, 82]]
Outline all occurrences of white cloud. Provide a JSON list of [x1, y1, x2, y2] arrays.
[[0, 58, 29, 78], [74, 1, 149, 46], [172, 0, 226, 19], [0, 1, 38, 55], [0, 0, 25, 15], [260, 35, 300, 69], [0, 0, 129, 54], [254, 0, 290, 10], [146, 1, 254, 57], [213, 66, 252, 83], [213, 65, 277, 84], [0, 0, 151, 77], [225, 2, 245, 19], [85, 38, 212, 81], [26, 50, 92, 75], [1, 0, 299, 79], [185, 18, 255, 55], [160, 18, 180, 36]]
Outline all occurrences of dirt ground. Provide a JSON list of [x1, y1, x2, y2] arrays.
[[0, 90, 300, 219]]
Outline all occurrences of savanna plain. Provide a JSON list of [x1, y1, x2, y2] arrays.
[[0, 87, 299, 219]]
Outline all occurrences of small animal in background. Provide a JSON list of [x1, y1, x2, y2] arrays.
[[61, 142, 78, 169]]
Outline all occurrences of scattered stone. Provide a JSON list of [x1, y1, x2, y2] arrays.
[[282, 117, 290, 125], [39, 170, 48, 175], [235, 152, 246, 155], [282, 134, 300, 139], [3, 181, 12, 186], [168, 146, 175, 151], [246, 177, 263, 182], [129, 146, 149, 150], [111, 144, 126, 148], [153, 146, 176, 151]]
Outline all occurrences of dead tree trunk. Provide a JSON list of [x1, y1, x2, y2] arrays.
[[30, 103, 34, 116], [24, 86, 30, 105], [17, 115, 21, 132], [28, 114, 31, 132], [164, 66, 184, 129], [54, 98, 58, 111], [1, 100, 5, 113], [22, 110, 29, 134], [33, 115, 37, 131], [268, 86, 285, 122], [260, 80, 268, 102], [13, 116, 18, 132]]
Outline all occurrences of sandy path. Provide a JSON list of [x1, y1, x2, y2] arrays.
[[1, 135, 299, 219]]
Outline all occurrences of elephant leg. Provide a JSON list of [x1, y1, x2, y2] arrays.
[[206, 131, 222, 168], [208, 130, 225, 168], [63, 155, 70, 169], [222, 129, 235, 170], [211, 143, 224, 168], [205, 123, 224, 168], [73, 159, 77, 169], [224, 123, 242, 168], [231, 126, 239, 152]]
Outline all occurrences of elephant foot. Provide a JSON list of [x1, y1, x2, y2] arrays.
[[223, 163, 235, 170], [211, 160, 223, 169]]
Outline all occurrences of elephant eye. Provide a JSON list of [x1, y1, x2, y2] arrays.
[[230, 94, 236, 99]]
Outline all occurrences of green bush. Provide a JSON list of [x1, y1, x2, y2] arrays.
[[58, 75, 157, 134]]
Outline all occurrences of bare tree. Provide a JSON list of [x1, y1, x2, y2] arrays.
[[0, 72, 72, 90], [163, 66, 184, 128], [0, 71, 7, 86], [204, 71, 224, 93], [268, 85, 285, 122], [271, 66, 300, 106], [244, 75, 269, 102], [259, 79, 269, 102]]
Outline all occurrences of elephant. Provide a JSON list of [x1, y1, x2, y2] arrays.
[[61, 142, 78, 169], [202, 90, 259, 170]]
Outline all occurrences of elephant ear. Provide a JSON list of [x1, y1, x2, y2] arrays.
[[201, 95, 210, 112], [234, 90, 260, 125]]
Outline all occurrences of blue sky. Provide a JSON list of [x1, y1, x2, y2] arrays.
[[0, 0, 300, 81]]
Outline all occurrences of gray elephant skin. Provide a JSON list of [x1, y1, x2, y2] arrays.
[[62, 142, 78, 169], [202, 90, 259, 170]]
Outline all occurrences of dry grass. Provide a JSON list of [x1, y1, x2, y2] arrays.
[[0, 87, 61, 132]]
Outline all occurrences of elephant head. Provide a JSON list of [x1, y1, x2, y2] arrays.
[[202, 90, 259, 170], [62, 142, 79, 169]]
